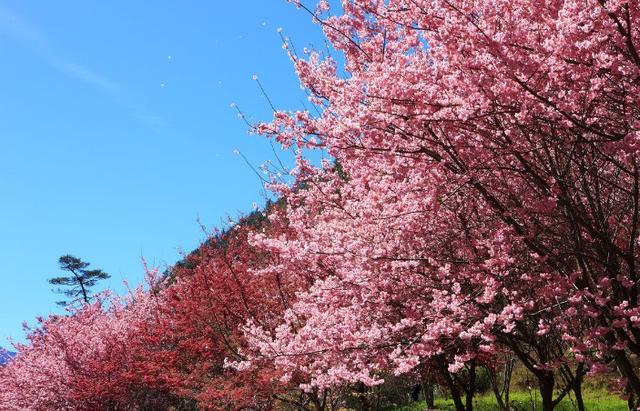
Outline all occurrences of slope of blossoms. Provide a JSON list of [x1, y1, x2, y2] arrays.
[[0, 289, 163, 410], [0, 208, 325, 410], [1, 0, 639, 410]]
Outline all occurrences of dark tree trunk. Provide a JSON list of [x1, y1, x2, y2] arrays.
[[450, 386, 465, 411], [465, 361, 476, 411], [627, 383, 638, 411], [354, 382, 369, 411], [615, 350, 640, 402], [538, 372, 555, 411], [572, 375, 585, 411], [442, 367, 465, 411], [503, 358, 514, 410], [490, 375, 507, 411], [422, 380, 435, 409], [310, 395, 324, 411], [411, 384, 421, 402], [490, 361, 514, 411]]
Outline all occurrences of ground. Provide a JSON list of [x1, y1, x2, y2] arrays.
[[388, 389, 627, 411]]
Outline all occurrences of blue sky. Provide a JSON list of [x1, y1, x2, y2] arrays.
[[0, 1, 326, 345]]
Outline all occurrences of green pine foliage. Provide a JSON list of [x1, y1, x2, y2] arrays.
[[48, 255, 110, 307]]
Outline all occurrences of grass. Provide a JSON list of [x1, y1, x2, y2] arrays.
[[388, 389, 627, 411]]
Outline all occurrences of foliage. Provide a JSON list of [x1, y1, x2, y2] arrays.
[[48, 255, 110, 307]]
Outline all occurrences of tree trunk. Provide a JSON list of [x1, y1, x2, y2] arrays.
[[490, 372, 507, 411], [442, 368, 465, 411], [465, 361, 476, 411], [538, 373, 555, 411], [422, 380, 435, 409], [354, 382, 369, 411], [615, 350, 640, 401], [626, 383, 638, 411], [310, 395, 324, 411], [504, 358, 514, 410], [573, 376, 585, 411], [450, 386, 465, 411], [411, 384, 421, 402]]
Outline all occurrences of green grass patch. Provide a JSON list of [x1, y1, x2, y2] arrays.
[[388, 389, 627, 410]]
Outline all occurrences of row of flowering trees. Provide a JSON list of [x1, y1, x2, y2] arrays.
[[2, 0, 640, 410], [0, 211, 315, 410]]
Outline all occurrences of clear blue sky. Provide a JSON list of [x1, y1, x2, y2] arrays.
[[0, 1, 325, 345]]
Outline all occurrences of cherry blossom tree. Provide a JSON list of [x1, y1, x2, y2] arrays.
[[249, 0, 640, 410], [0, 273, 184, 410], [121, 208, 342, 409]]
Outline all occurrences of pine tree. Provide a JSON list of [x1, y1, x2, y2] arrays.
[[48, 255, 110, 307]]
